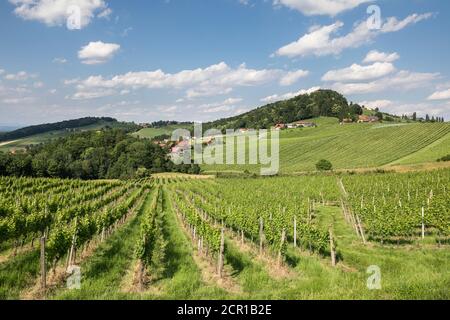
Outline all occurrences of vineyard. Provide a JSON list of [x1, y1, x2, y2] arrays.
[[0, 170, 449, 300], [202, 119, 450, 174]]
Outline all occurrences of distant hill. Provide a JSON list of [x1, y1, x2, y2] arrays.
[[0, 117, 140, 153], [0, 117, 122, 142]]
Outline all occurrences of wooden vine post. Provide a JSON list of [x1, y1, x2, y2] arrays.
[[329, 228, 336, 267], [278, 229, 286, 267], [218, 228, 225, 278], [259, 217, 264, 255], [421, 207, 425, 240], [293, 216, 297, 247], [356, 215, 366, 245], [40, 236, 47, 290]]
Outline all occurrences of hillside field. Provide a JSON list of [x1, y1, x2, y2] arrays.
[[201, 118, 450, 174], [132, 124, 193, 140]]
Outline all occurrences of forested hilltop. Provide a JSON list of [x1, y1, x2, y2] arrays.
[[0, 129, 199, 179], [0, 117, 137, 142], [203, 90, 363, 130]]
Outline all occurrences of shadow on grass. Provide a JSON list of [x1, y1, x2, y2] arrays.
[[0, 250, 40, 299]]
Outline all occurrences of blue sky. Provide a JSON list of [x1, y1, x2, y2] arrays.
[[1, 0, 450, 125]]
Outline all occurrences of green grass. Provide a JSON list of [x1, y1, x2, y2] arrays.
[[201, 118, 450, 174], [52, 191, 152, 300], [132, 124, 192, 140], [392, 132, 450, 165], [0, 250, 40, 299]]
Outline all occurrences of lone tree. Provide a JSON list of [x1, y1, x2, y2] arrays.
[[316, 159, 333, 171]]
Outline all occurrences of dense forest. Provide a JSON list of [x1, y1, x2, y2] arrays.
[[0, 117, 136, 142], [203, 90, 362, 131], [0, 129, 200, 179]]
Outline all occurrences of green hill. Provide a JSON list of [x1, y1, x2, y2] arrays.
[[201, 118, 450, 174], [0, 118, 138, 153], [203, 89, 364, 131], [132, 123, 193, 140]]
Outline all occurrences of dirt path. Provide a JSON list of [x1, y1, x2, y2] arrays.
[[0, 140, 20, 147]]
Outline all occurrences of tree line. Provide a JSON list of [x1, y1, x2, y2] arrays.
[[0, 117, 132, 142], [0, 128, 200, 179]]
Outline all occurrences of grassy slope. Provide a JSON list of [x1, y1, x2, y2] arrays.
[[316, 205, 450, 299], [391, 131, 450, 165], [201, 118, 450, 174], [0, 120, 130, 153], [132, 124, 192, 140]]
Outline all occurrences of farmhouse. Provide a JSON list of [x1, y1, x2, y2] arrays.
[[286, 121, 317, 129], [171, 140, 191, 154], [358, 115, 379, 123], [273, 123, 286, 130], [293, 120, 317, 128]]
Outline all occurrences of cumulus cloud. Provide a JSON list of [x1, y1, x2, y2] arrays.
[[69, 88, 116, 100], [273, 0, 371, 16], [261, 86, 321, 103], [4, 71, 37, 81], [363, 50, 400, 63], [68, 62, 285, 100], [428, 88, 450, 100], [0, 69, 4, 75], [9, 0, 110, 28], [279, 69, 309, 86], [275, 13, 433, 58], [322, 62, 395, 82], [78, 41, 120, 65], [330, 70, 439, 95], [358, 99, 394, 109]]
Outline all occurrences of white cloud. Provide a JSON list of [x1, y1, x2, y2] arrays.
[[97, 7, 112, 19], [53, 57, 67, 64], [331, 70, 439, 95], [261, 86, 321, 103], [358, 100, 394, 109], [2, 97, 35, 104], [322, 62, 395, 82], [363, 50, 400, 63], [199, 98, 245, 114], [384, 102, 448, 118], [78, 41, 120, 65], [4, 71, 37, 81], [69, 88, 116, 100], [69, 62, 284, 99], [275, 13, 433, 58], [33, 81, 44, 88], [0, 69, 5, 75], [9, 0, 110, 28], [279, 69, 309, 86], [223, 98, 243, 105], [273, 0, 371, 16], [428, 88, 450, 101]]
